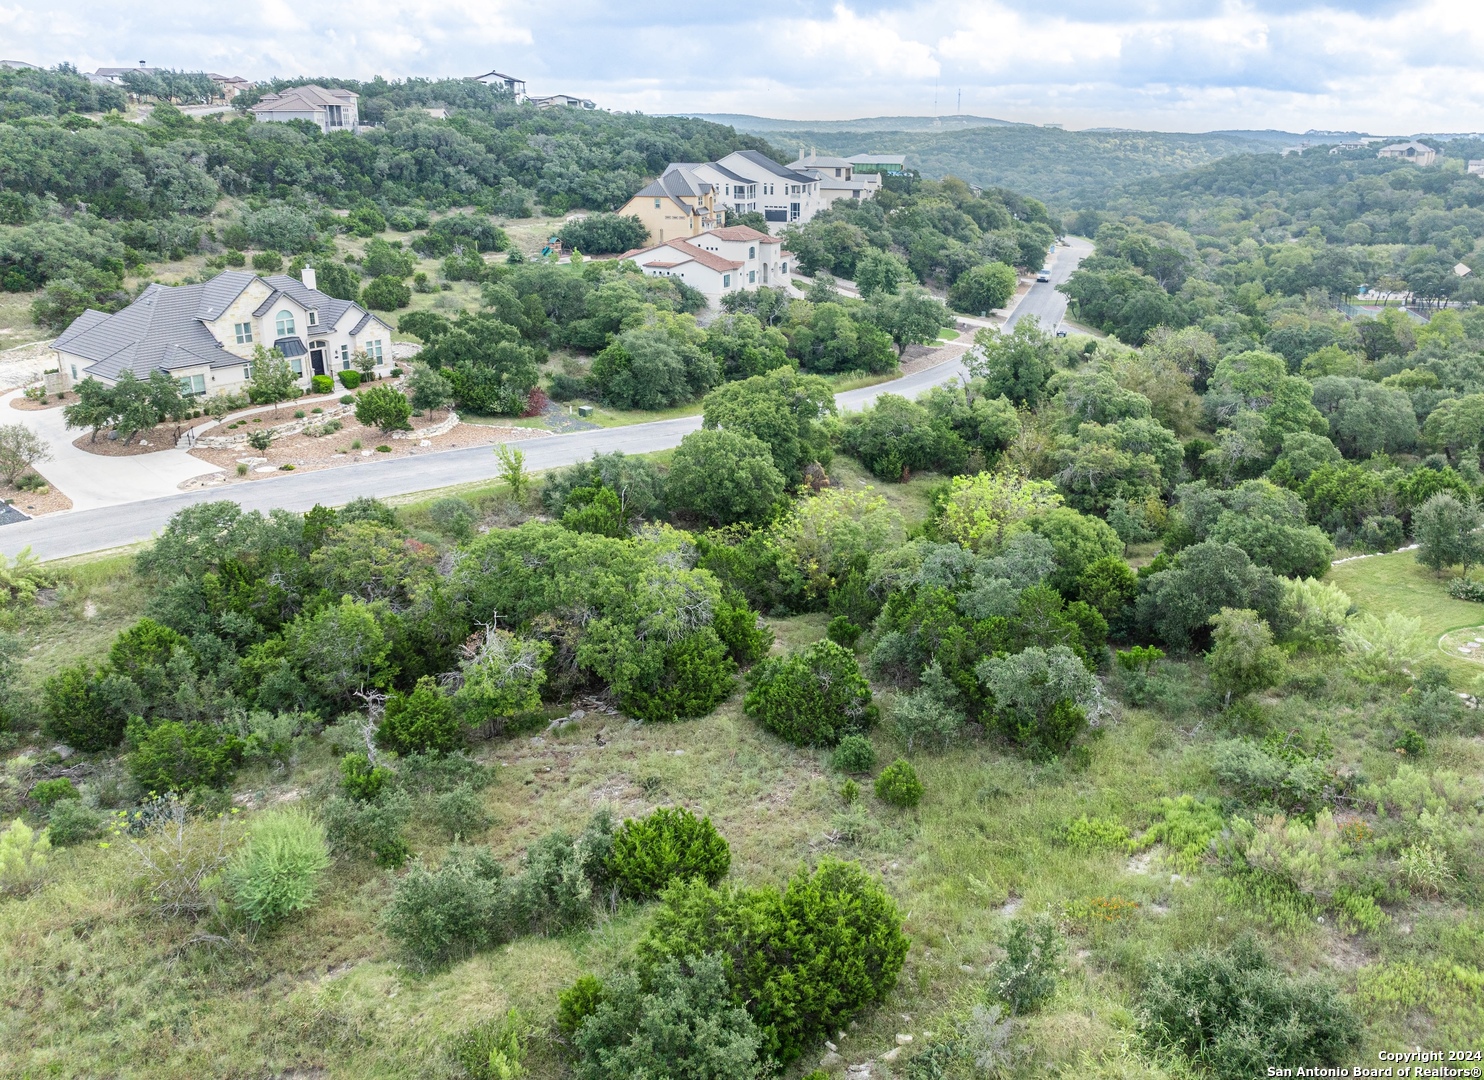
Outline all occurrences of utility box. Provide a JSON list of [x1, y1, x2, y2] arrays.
[[577, 405, 594, 418]]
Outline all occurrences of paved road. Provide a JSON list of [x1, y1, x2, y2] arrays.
[[1, 241, 1092, 561]]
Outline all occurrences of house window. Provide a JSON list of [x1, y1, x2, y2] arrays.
[[340, 344, 349, 362], [243, 366, 251, 380], [723, 273, 731, 287], [307, 310, 318, 326], [275, 310, 295, 336], [790, 202, 801, 221], [290, 357, 303, 376], [748, 270, 756, 284], [748, 246, 755, 259], [781, 262, 788, 275], [366, 339, 383, 362], [234, 321, 253, 344], [70, 364, 78, 380], [654, 198, 661, 208]]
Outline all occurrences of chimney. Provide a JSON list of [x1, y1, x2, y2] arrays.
[[799, 146, 805, 163], [301, 266, 317, 291]]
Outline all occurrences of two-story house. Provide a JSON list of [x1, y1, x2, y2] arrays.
[[52, 269, 394, 399], [614, 165, 722, 243], [250, 85, 360, 134], [787, 151, 880, 208], [710, 150, 823, 227], [621, 225, 788, 307]]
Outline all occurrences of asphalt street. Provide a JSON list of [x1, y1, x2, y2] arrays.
[[1, 238, 1091, 562]]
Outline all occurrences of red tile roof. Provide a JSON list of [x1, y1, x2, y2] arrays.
[[706, 225, 778, 243]]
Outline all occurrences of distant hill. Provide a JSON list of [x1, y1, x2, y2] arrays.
[[748, 126, 1281, 205], [674, 113, 1025, 134]]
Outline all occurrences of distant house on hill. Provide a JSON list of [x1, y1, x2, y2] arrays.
[[530, 93, 596, 110], [472, 70, 527, 102], [52, 269, 393, 396], [206, 73, 251, 100], [0, 60, 39, 70], [1377, 140, 1437, 166], [848, 153, 907, 175], [94, 65, 158, 85], [787, 150, 881, 208], [621, 225, 789, 306], [615, 165, 722, 243], [251, 85, 359, 134]]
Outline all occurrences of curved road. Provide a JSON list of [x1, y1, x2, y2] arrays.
[[1, 239, 1091, 562]]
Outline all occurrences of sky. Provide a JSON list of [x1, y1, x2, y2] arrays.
[[3, 0, 1483, 133]]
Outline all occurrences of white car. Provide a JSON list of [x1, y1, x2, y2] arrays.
[[1036, 269, 1051, 282]]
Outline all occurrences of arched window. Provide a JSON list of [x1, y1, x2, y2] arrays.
[[275, 310, 295, 337]]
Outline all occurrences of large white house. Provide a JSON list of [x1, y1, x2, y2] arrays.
[[661, 152, 825, 230], [622, 225, 790, 306], [250, 85, 360, 134], [786, 151, 881, 208], [53, 269, 394, 398]]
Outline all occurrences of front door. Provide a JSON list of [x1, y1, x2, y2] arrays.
[[310, 344, 326, 377]]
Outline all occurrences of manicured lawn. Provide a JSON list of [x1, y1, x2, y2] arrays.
[[1328, 548, 1484, 678]]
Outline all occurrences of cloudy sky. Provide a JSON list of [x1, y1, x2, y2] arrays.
[[3, 0, 1481, 133]]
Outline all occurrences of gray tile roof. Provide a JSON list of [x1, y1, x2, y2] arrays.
[[728, 149, 817, 184], [273, 336, 308, 357]]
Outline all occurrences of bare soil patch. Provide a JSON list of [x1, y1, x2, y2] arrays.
[[183, 412, 548, 488], [71, 427, 186, 456], [8, 392, 70, 412], [897, 341, 970, 376]]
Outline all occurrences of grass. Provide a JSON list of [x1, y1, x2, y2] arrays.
[[1327, 548, 1484, 679], [0, 291, 48, 347], [936, 328, 961, 341]]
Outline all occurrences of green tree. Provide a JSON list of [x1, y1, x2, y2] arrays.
[[494, 443, 530, 503], [840, 394, 966, 481], [355, 383, 413, 432], [248, 345, 299, 414], [949, 260, 1018, 314], [977, 645, 1097, 757], [701, 367, 835, 485], [562, 485, 629, 537], [1414, 493, 1483, 576], [0, 424, 50, 486], [361, 237, 416, 279], [454, 627, 550, 735], [405, 363, 454, 417], [1206, 607, 1285, 708], [968, 318, 1054, 406], [853, 249, 911, 297], [61, 377, 116, 443], [557, 213, 649, 254], [284, 597, 393, 703], [666, 428, 785, 526], [110, 370, 160, 443], [378, 677, 464, 755], [361, 275, 412, 311], [868, 288, 951, 356]]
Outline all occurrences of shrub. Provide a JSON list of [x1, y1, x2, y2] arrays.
[[505, 829, 594, 936], [839, 778, 860, 804], [570, 955, 766, 1080], [993, 916, 1062, 1014], [47, 799, 104, 847], [377, 677, 463, 755], [744, 640, 875, 747], [831, 734, 877, 774], [1138, 938, 1360, 1080], [665, 428, 785, 526], [0, 818, 50, 893], [339, 752, 393, 801], [1446, 577, 1484, 602], [875, 759, 923, 808], [638, 858, 908, 1063], [337, 369, 362, 390], [225, 808, 330, 929], [310, 374, 333, 394], [1211, 739, 1332, 818], [1139, 795, 1225, 871], [977, 645, 1097, 758], [29, 778, 78, 807], [826, 615, 862, 649], [609, 806, 731, 898], [432, 784, 491, 840], [355, 383, 413, 432], [382, 845, 506, 971], [128, 719, 243, 793], [428, 496, 477, 540], [361, 274, 412, 311], [322, 788, 412, 867], [252, 250, 283, 272], [41, 663, 127, 751], [558, 973, 607, 1036], [246, 428, 273, 451]]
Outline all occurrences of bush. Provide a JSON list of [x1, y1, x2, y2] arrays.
[[827, 615, 862, 649], [450, 1009, 527, 1080], [128, 719, 243, 793], [224, 808, 330, 928], [831, 734, 877, 774], [1063, 815, 1131, 853], [41, 663, 127, 751], [432, 785, 491, 840], [638, 858, 909, 1064], [570, 955, 766, 1080], [322, 788, 412, 867], [246, 429, 273, 451], [1138, 938, 1360, 1080], [993, 916, 1062, 1014], [557, 212, 649, 255], [609, 806, 731, 898], [355, 383, 413, 432], [339, 752, 393, 801], [382, 845, 506, 971], [1446, 577, 1484, 602], [251, 250, 283, 272], [310, 374, 333, 394], [665, 428, 785, 526], [337, 369, 362, 390], [361, 274, 412, 311], [377, 677, 463, 755], [47, 799, 103, 847], [428, 496, 477, 540], [29, 778, 78, 807], [874, 759, 923, 808], [949, 260, 1018, 314], [0, 818, 50, 893], [744, 640, 875, 747], [557, 973, 606, 1037]]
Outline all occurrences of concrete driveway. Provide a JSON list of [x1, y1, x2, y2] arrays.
[[0, 389, 223, 511]]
